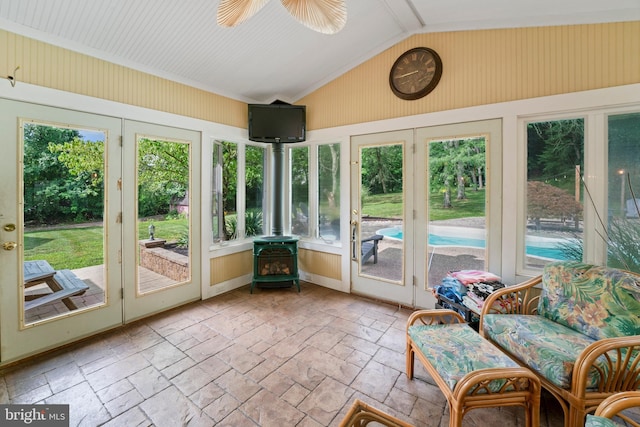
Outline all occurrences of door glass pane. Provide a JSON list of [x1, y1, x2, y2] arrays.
[[607, 112, 640, 273], [427, 138, 486, 287], [137, 137, 191, 294], [359, 144, 403, 282], [526, 119, 584, 269], [22, 122, 106, 324], [318, 143, 340, 242], [291, 146, 309, 237], [245, 145, 265, 237]]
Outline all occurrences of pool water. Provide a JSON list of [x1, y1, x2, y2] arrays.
[[376, 227, 566, 260]]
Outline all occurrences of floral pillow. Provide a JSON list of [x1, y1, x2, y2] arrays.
[[537, 261, 640, 341]]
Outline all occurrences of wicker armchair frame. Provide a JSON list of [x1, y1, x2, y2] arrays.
[[338, 399, 415, 427], [406, 309, 541, 427], [590, 391, 640, 426]]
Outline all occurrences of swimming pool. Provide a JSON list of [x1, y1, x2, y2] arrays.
[[376, 227, 567, 260]]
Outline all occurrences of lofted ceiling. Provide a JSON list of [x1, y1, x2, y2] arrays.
[[0, 0, 638, 104]]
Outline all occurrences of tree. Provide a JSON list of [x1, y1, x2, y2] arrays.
[[428, 138, 485, 208], [527, 120, 583, 188], [222, 141, 238, 214], [467, 140, 486, 190], [319, 143, 340, 207], [245, 145, 264, 212], [291, 146, 309, 204], [23, 123, 105, 224], [137, 138, 189, 217], [360, 145, 403, 195], [44, 133, 190, 220], [48, 137, 105, 221], [527, 181, 582, 230], [138, 138, 189, 195]]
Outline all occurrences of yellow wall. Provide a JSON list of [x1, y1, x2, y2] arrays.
[[210, 251, 253, 285], [210, 248, 342, 285], [298, 249, 341, 281], [3, 22, 637, 131], [0, 29, 247, 128], [299, 22, 640, 129]]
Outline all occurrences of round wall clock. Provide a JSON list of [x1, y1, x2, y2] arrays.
[[389, 47, 443, 100]]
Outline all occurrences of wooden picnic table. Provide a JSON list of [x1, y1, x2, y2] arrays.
[[23, 260, 89, 311], [24, 260, 59, 290]]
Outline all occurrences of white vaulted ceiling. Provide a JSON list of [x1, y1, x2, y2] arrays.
[[0, 0, 638, 104]]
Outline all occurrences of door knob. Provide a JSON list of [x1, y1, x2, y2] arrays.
[[2, 241, 17, 250]]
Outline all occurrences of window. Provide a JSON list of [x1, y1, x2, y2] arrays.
[[211, 142, 224, 242], [212, 140, 339, 245], [318, 143, 340, 241], [211, 140, 265, 243], [245, 145, 265, 237], [290, 146, 309, 237], [525, 118, 584, 270], [606, 112, 640, 273]]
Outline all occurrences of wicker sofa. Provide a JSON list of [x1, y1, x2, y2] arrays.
[[479, 261, 640, 427]]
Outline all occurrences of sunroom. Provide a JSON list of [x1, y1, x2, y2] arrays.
[[0, 1, 639, 425]]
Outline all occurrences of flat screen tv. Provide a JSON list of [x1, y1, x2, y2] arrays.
[[248, 103, 306, 143]]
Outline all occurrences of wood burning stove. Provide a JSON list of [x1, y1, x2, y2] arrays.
[[251, 236, 300, 293], [250, 143, 300, 293]]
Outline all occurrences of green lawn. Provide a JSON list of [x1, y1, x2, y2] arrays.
[[24, 190, 484, 270], [428, 188, 486, 221], [362, 188, 485, 220], [24, 217, 188, 270]]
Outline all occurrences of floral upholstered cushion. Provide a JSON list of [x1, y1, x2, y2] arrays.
[[538, 261, 640, 341], [408, 323, 519, 392], [482, 314, 609, 389], [584, 414, 620, 427]]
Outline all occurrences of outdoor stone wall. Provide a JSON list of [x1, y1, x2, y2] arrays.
[[139, 240, 189, 282]]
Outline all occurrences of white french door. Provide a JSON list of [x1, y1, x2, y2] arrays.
[[0, 99, 123, 364], [121, 120, 201, 322], [350, 120, 502, 309], [350, 130, 415, 305], [0, 102, 203, 364], [414, 119, 502, 308]]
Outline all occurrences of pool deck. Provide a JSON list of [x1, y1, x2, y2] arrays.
[[359, 216, 567, 285]]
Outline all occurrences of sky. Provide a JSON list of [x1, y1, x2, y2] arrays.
[[78, 130, 105, 142]]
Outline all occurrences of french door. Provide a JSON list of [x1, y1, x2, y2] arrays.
[[414, 119, 502, 308], [350, 130, 415, 305], [351, 120, 502, 309], [0, 101, 202, 364], [121, 120, 201, 322], [0, 99, 123, 363]]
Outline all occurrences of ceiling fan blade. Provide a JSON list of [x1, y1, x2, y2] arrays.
[[217, 0, 271, 28], [280, 0, 347, 34]]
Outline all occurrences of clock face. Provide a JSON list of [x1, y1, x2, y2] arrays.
[[389, 47, 443, 100]]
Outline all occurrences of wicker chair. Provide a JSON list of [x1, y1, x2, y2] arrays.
[[585, 391, 640, 426], [338, 399, 414, 427]]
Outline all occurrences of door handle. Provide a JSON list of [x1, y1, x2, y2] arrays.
[[2, 241, 17, 251], [350, 220, 358, 260]]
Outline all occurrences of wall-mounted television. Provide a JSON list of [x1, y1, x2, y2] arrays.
[[248, 103, 306, 143]]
